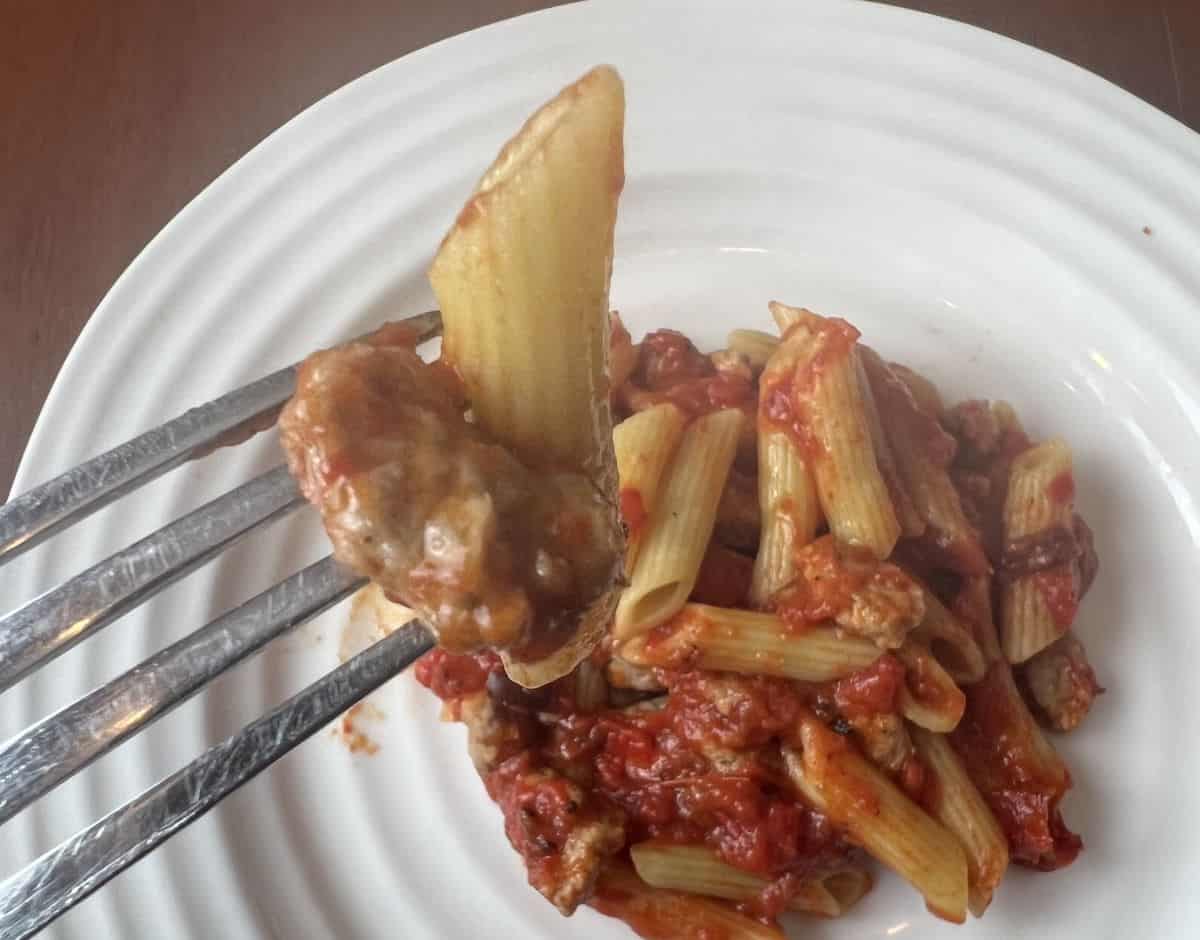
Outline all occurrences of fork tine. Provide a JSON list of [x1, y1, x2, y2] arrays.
[[0, 555, 364, 826], [0, 309, 442, 568], [0, 465, 304, 693], [0, 619, 434, 940]]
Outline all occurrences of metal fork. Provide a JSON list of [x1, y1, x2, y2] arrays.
[[0, 310, 443, 939]]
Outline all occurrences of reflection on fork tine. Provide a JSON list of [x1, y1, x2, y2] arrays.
[[0, 465, 303, 693], [0, 619, 435, 940], [0, 555, 364, 827], [0, 308, 445, 938]]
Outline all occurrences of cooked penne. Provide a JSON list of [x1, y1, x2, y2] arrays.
[[913, 588, 987, 685], [630, 843, 870, 917], [911, 726, 1009, 917], [613, 403, 688, 568], [897, 641, 966, 733], [769, 301, 807, 332], [430, 64, 623, 478], [951, 659, 1079, 870], [749, 334, 822, 605], [424, 65, 626, 687], [726, 328, 780, 370], [999, 439, 1076, 663], [300, 68, 1107, 940], [618, 603, 882, 681], [614, 409, 742, 640], [591, 863, 786, 940], [749, 430, 821, 605], [860, 346, 987, 574], [859, 355, 924, 538], [766, 302, 900, 558], [785, 714, 969, 923], [889, 361, 944, 417]]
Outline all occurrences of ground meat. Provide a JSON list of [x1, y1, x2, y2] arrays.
[[278, 335, 622, 656], [848, 711, 914, 776], [486, 755, 627, 915], [772, 536, 925, 649], [457, 690, 536, 773], [943, 399, 1000, 463], [1018, 631, 1104, 732]]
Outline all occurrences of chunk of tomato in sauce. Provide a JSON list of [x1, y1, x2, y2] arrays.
[[413, 648, 501, 700]]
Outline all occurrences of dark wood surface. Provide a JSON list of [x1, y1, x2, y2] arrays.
[[3, 0, 1197, 497]]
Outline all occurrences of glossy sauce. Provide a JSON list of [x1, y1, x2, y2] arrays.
[[950, 662, 1081, 870]]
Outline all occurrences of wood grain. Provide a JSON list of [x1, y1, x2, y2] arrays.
[[2, 0, 1197, 497]]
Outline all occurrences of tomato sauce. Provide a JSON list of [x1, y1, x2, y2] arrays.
[[620, 487, 649, 537], [770, 535, 918, 631], [830, 654, 905, 719], [413, 648, 501, 699], [757, 317, 860, 460], [543, 672, 857, 884], [949, 662, 1081, 870], [1047, 470, 1075, 504]]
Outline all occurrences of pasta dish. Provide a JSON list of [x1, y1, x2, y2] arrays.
[[279, 66, 1103, 937]]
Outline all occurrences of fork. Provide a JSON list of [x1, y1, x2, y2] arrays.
[[0, 309, 443, 939]]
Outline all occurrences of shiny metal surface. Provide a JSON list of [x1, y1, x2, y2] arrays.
[[0, 555, 364, 827], [0, 465, 303, 693], [0, 619, 434, 940], [0, 309, 441, 567]]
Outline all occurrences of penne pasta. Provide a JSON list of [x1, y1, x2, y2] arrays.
[[911, 726, 1009, 917], [618, 603, 882, 681], [427, 65, 626, 687], [769, 301, 806, 332], [591, 863, 786, 940], [749, 430, 821, 605], [765, 302, 900, 558], [889, 362, 944, 417], [951, 659, 1080, 870], [785, 713, 969, 923], [999, 439, 1076, 663], [614, 409, 742, 640], [859, 354, 924, 538], [860, 346, 987, 574], [630, 842, 871, 917], [613, 403, 688, 569], [897, 641, 966, 733], [310, 68, 1109, 939], [913, 588, 987, 685], [749, 333, 822, 605], [726, 328, 780, 370], [430, 64, 623, 479]]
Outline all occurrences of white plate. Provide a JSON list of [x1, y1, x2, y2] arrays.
[[5, 0, 1200, 937]]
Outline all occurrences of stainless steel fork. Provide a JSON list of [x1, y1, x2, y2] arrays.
[[0, 310, 444, 939]]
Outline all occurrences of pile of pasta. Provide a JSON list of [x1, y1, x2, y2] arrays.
[[383, 64, 1105, 939], [595, 299, 1103, 926], [406, 300, 1103, 938]]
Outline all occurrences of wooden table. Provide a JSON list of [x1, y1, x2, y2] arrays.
[[3, 0, 1197, 496]]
